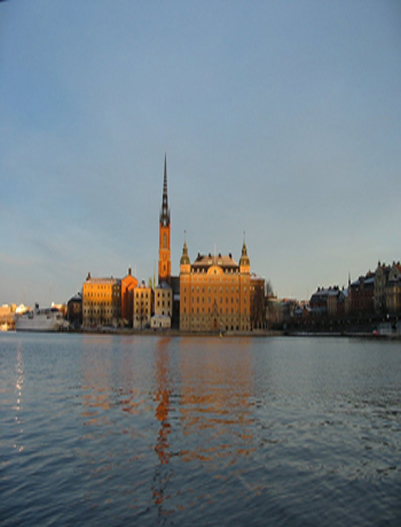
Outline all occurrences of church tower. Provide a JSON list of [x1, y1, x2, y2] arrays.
[[158, 154, 171, 284]]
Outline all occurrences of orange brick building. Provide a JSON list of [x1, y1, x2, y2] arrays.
[[179, 240, 252, 332], [121, 268, 138, 326]]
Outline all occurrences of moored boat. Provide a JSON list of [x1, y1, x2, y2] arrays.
[[15, 305, 64, 332]]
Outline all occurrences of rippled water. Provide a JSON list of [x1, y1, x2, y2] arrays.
[[1, 333, 400, 526]]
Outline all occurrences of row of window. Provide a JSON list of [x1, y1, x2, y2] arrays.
[[182, 296, 246, 305], [83, 308, 119, 315], [189, 268, 240, 275], [183, 286, 247, 294], [183, 276, 249, 285], [182, 307, 247, 315], [134, 292, 150, 299], [84, 291, 120, 298], [180, 317, 249, 332], [84, 301, 120, 307]]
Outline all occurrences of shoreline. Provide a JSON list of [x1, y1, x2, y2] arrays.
[[67, 328, 401, 339], [4, 328, 401, 339]]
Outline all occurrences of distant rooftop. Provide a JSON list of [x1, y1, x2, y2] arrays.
[[156, 281, 172, 290], [192, 252, 238, 270], [85, 277, 120, 285]]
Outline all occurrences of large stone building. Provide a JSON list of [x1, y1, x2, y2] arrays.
[[179, 240, 252, 333], [82, 273, 121, 327]]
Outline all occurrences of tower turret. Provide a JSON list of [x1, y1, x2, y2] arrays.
[[180, 235, 191, 274], [239, 239, 250, 273]]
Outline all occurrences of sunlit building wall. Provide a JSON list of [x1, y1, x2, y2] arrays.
[[133, 280, 153, 329], [82, 273, 121, 327], [121, 268, 138, 327], [179, 240, 251, 332]]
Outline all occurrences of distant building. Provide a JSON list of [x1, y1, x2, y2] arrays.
[[280, 298, 300, 325], [133, 280, 153, 329], [151, 314, 171, 330], [374, 262, 391, 314], [250, 273, 266, 330], [348, 272, 375, 316], [266, 296, 285, 328], [179, 239, 252, 332], [121, 268, 138, 327], [170, 276, 180, 328], [310, 288, 330, 317], [82, 273, 121, 327], [309, 286, 343, 318], [153, 282, 172, 316], [385, 262, 401, 314], [152, 281, 172, 330], [67, 292, 82, 328], [0, 304, 16, 330]]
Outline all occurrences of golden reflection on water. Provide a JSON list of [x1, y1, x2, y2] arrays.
[[154, 338, 172, 465], [152, 338, 174, 512], [79, 336, 256, 455], [79, 336, 259, 509], [80, 336, 114, 426], [14, 343, 24, 453], [178, 338, 255, 460]]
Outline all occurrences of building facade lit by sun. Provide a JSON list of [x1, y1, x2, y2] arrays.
[[82, 274, 121, 327], [179, 240, 253, 332]]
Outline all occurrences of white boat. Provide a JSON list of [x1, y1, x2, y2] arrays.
[[15, 305, 65, 332]]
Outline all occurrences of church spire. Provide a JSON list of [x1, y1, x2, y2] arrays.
[[158, 153, 171, 285], [160, 153, 170, 227]]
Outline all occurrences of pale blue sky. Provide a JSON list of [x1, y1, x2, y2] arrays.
[[1, 0, 400, 306]]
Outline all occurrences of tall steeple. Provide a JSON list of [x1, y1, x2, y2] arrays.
[[158, 153, 171, 284], [160, 153, 170, 227]]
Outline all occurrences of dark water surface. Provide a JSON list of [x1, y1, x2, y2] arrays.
[[1, 333, 400, 526]]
